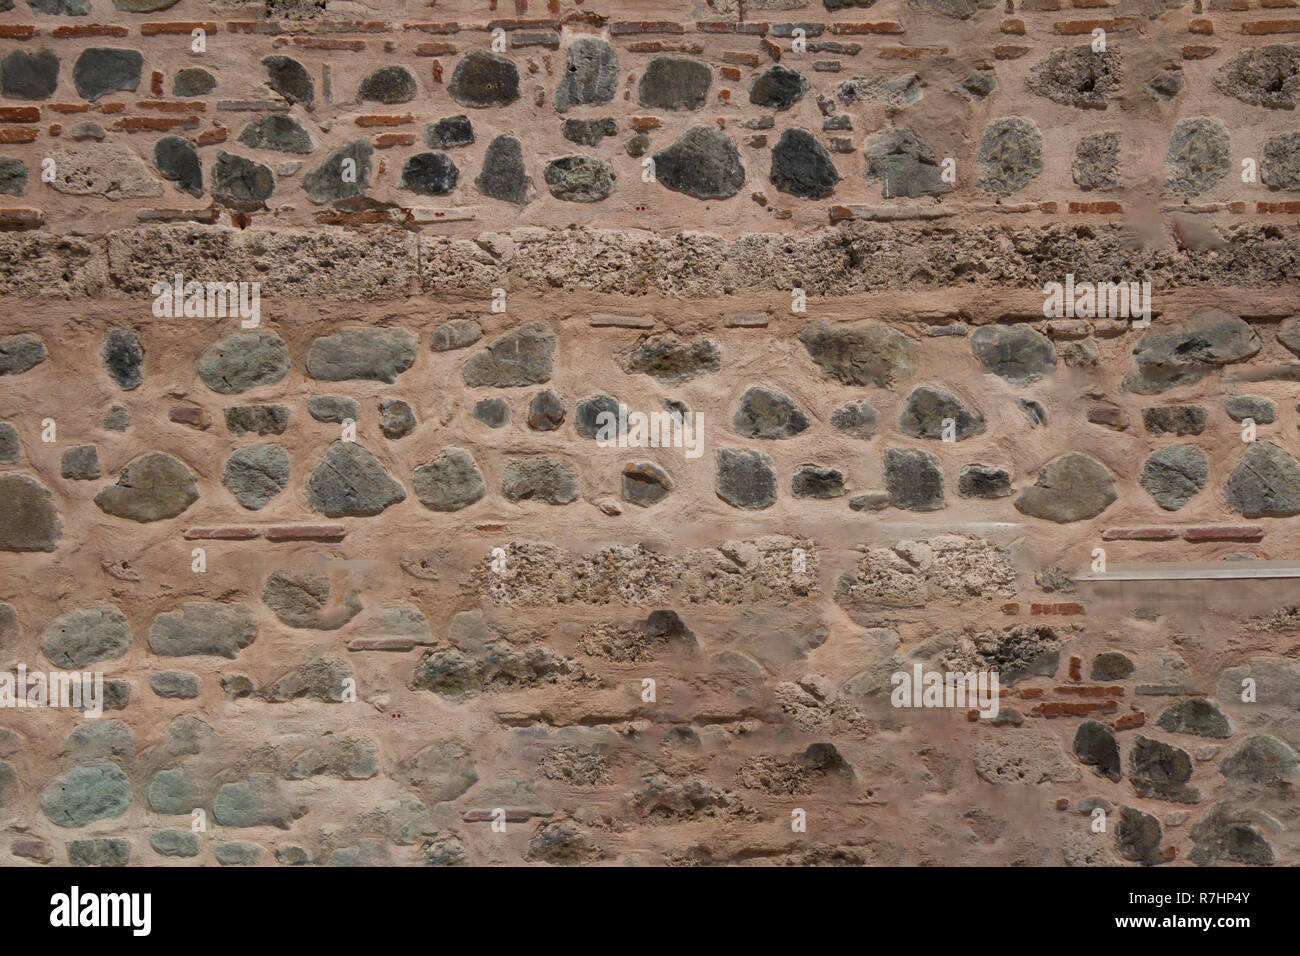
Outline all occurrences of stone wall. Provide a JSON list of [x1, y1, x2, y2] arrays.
[[1, 0, 1299, 868]]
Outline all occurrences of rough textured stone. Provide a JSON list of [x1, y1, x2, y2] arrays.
[[830, 400, 877, 439], [1130, 735, 1199, 802], [863, 127, 949, 199], [461, 321, 555, 387], [799, 320, 916, 388], [1225, 441, 1300, 517], [306, 441, 406, 516], [426, 114, 474, 149], [1124, 309, 1259, 393], [770, 127, 839, 199], [48, 146, 162, 200], [976, 117, 1043, 195], [563, 118, 618, 146], [357, 65, 416, 104], [308, 327, 416, 383], [61, 444, 99, 480], [475, 135, 533, 205], [225, 404, 288, 436], [173, 67, 215, 97], [73, 48, 141, 101], [238, 114, 316, 154], [1165, 117, 1231, 196], [638, 57, 711, 110], [898, 386, 984, 440], [471, 398, 508, 428], [307, 396, 356, 423], [622, 462, 673, 507], [1072, 131, 1120, 191], [907, 0, 998, 17], [149, 602, 256, 658], [732, 386, 810, 439], [1143, 405, 1206, 436], [2, 49, 59, 100], [101, 328, 143, 389], [1262, 132, 1300, 191], [0, 333, 46, 376], [955, 68, 996, 100], [0, 157, 27, 197], [214, 774, 299, 829], [884, 447, 944, 511], [302, 139, 372, 203], [150, 671, 199, 699], [212, 151, 274, 210], [199, 331, 290, 394], [555, 37, 617, 112], [750, 65, 807, 110], [528, 391, 566, 431], [716, 448, 777, 510], [449, 51, 521, 108], [1092, 652, 1134, 682], [501, 457, 579, 504], [41, 764, 131, 828], [544, 156, 616, 202], [653, 127, 745, 200], [1147, 70, 1184, 100], [1026, 47, 1120, 109], [153, 135, 203, 196], [792, 464, 845, 499], [1073, 720, 1121, 781], [414, 448, 486, 512], [430, 319, 482, 352], [1015, 453, 1117, 523], [399, 152, 459, 196], [0, 423, 18, 463], [1140, 445, 1208, 511], [1115, 806, 1162, 863], [0, 474, 61, 551], [1225, 396, 1275, 423], [41, 607, 130, 668], [150, 829, 199, 857], [376, 398, 416, 439], [1220, 734, 1298, 782], [1157, 699, 1232, 738], [263, 55, 314, 109], [264, 570, 360, 630], [627, 336, 720, 384], [95, 452, 198, 522], [224, 444, 290, 510], [970, 325, 1056, 384], [1214, 45, 1300, 109], [958, 464, 1012, 498]]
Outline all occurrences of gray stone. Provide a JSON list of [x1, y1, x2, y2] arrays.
[[262, 654, 353, 702], [770, 127, 839, 198], [41, 764, 131, 827], [461, 321, 555, 387], [150, 829, 199, 857], [430, 319, 482, 352], [149, 602, 256, 658], [1214, 45, 1300, 109], [399, 152, 459, 195], [40, 607, 130, 668], [1092, 652, 1134, 681], [1220, 734, 1298, 782], [1147, 70, 1184, 100], [1015, 452, 1117, 523], [799, 319, 916, 387], [199, 330, 290, 394], [501, 457, 579, 504], [733, 386, 810, 439], [1225, 441, 1300, 517], [1262, 131, 1300, 190], [61, 445, 99, 480], [101, 328, 143, 389], [449, 50, 520, 108], [48, 145, 161, 199], [237, 114, 316, 154], [837, 72, 925, 108], [302, 139, 372, 203], [1074, 720, 1121, 781], [225, 404, 288, 436], [0, 423, 18, 463], [1124, 309, 1259, 393], [863, 127, 949, 198], [357, 65, 416, 104], [475, 135, 533, 205], [212, 151, 274, 209], [653, 127, 745, 199], [830, 400, 877, 439], [66, 721, 133, 762], [1073, 131, 1119, 191], [223, 444, 289, 509], [112, 0, 180, 10], [380, 399, 416, 438], [562, 117, 617, 146], [1130, 734, 1199, 803], [750, 65, 807, 109], [1026, 47, 1120, 109], [398, 738, 478, 803], [971, 325, 1056, 384], [626, 337, 719, 384], [308, 327, 416, 383], [262, 55, 313, 109], [1140, 445, 1207, 511], [0, 333, 47, 375], [575, 395, 621, 439], [472, 398, 508, 428], [2, 49, 59, 100], [68, 839, 130, 867], [899, 386, 985, 440], [287, 735, 379, 779], [414, 447, 486, 512], [0, 475, 61, 551], [1188, 803, 1276, 866], [150, 671, 199, 699], [555, 37, 618, 112], [214, 774, 298, 829], [307, 396, 356, 423], [906, 0, 998, 17], [215, 842, 263, 866], [1165, 117, 1231, 196], [622, 462, 672, 507], [73, 48, 142, 101], [1226, 396, 1275, 423], [1157, 699, 1231, 738], [173, 67, 215, 97], [306, 441, 406, 516], [103, 406, 129, 431], [1143, 405, 1206, 436], [976, 117, 1043, 196], [426, 114, 474, 148], [153, 135, 202, 196], [94, 452, 198, 522], [955, 69, 996, 100], [1115, 806, 1162, 862], [958, 464, 1012, 498], [716, 448, 777, 510], [544, 156, 616, 202], [0, 157, 28, 196], [1280, 315, 1300, 356], [148, 769, 201, 814], [638, 57, 711, 110], [792, 464, 845, 499], [624, 133, 650, 157], [528, 391, 565, 430], [884, 447, 944, 511]]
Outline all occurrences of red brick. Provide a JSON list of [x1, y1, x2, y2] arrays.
[[1114, 712, 1146, 730], [1031, 700, 1118, 717], [830, 21, 905, 34], [169, 405, 210, 428], [721, 51, 761, 66], [1263, 0, 1300, 7], [994, 45, 1030, 58], [1053, 17, 1137, 32], [0, 25, 38, 39], [1055, 685, 1123, 696], [141, 21, 219, 35], [0, 209, 42, 229], [97, 102, 126, 113], [225, 20, 286, 34], [11, 840, 52, 863], [264, 525, 346, 541], [1069, 200, 1124, 213], [137, 100, 206, 112], [194, 127, 228, 145], [1182, 44, 1219, 57], [355, 113, 412, 127], [183, 526, 260, 540], [1069, 656, 1083, 681], [1101, 527, 1178, 540], [1002, 602, 1020, 614], [373, 132, 415, 148], [289, 37, 366, 50], [1189, 17, 1215, 32], [1258, 200, 1300, 212], [879, 46, 949, 57], [1183, 525, 1265, 541], [630, 116, 662, 132], [48, 123, 61, 136], [721, 66, 742, 80], [0, 129, 38, 143], [1001, 18, 1027, 33], [46, 103, 91, 113], [1018, 687, 1045, 699], [0, 107, 40, 123], [1087, 406, 1127, 430], [50, 24, 128, 37], [626, 40, 705, 54], [415, 41, 458, 55], [402, 21, 460, 33], [1055, 602, 1085, 615]]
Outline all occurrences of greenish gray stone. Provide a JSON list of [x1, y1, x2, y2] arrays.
[[153, 135, 202, 196], [461, 321, 555, 387], [749, 65, 806, 109], [357, 65, 416, 104], [302, 139, 372, 203], [829, 400, 877, 439], [732, 386, 809, 439], [215, 842, 263, 865], [173, 67, 215, 97], [68, 839, 130, 867], [899, 386, 985, 440], [149, 670, 200, 699], [150, 829, 198, 857], [1220, 734, 1298, 783], [1124, 309, 1259, 393], [67, 720, 133, 762], [262, 55, 313, 108], [263, 569, 360, 630], [213, 774, 298, 829], [308, 327, 416, 383], [399, 152, 459, 195], [225, 404, 288, 436], [40, 607, 130, 668], [1140, 445, 1207, 511], [307, 395, 356, 423], [0, 423, 18, 463], [1157, 699, 1231, 738], [471, 398, 508, 428], [864, 127, 949, 199], [148, 602, 257, 658], [976, 117, 1043, 195], [430, 318, 482, 352], [622, 461, 672, 507], [306, 441, 406, 516], [380, 399, 416, 438], [2, 49, 59, 100], [212, 151, 274, 209], [426, 114, 474, 148], [148, 768, 201, 814], [544, 155, 616, 202], [1165, 116, 1231, 196], [0, 156, 28, 196], [1225, 441, 1300, 517], [199, 331, 290, 394], [41, 764, 131, 827], [501, 457, 578, 504], [970, 325, 1056, 384], [555, 37, 617, 111], [1073, 720, 1120, 781], [61, 444, 99, 479], [73, 48, 141, 101], [792, 464, 845, 499], [799, 319, 916, 388], [627, 336, 720, 384], [770, 127, 839, 198], [475, 135, 533, 204], [1143, 405, 1205, 436], [1092, 652, 1134, 681], [0, 474, 62, 551], [652, 126, 745, 199], [0, 333, 47, 375], [101, 328, 143, 389], [638, 57, 711, 110], [1225, 396, 1275, 423], [1073, 131, 1120, 191], [958, 465, 1012, 498], [716, 448, 777, 510], [1130, 735, 1199, 802], [1015, 452, 1116, 523], [238, 114, 316, 154], [448, 50, 520, 108]]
